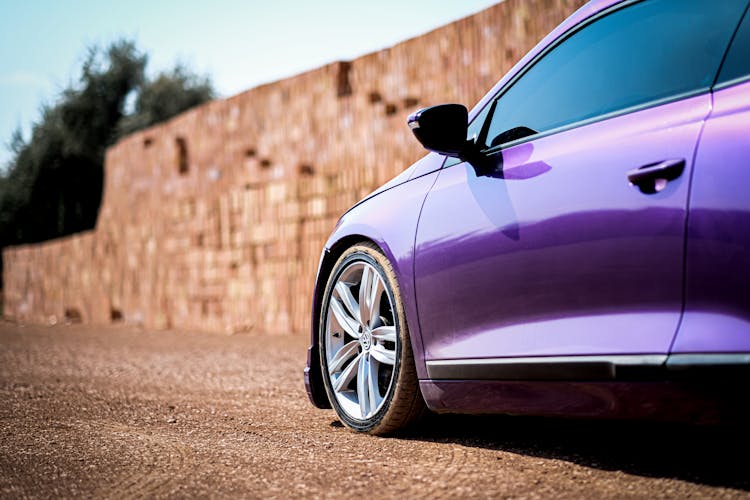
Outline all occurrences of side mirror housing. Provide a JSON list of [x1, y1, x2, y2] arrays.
[[408, 104, 468, 158]]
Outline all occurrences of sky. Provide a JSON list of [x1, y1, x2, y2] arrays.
[[0, 0, 501, 168]]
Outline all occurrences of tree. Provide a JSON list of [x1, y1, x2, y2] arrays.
[[0, 39, 215, 286], [0, 40, 145, 244], [117, 64, 214, 137]]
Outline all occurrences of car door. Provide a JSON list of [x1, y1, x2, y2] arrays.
[[413, 0, 748, 368], [671, 8, 750, 355]]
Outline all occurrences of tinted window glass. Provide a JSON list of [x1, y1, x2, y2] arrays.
[[718, 6, 750, 84], [484, 0, 746, 149]]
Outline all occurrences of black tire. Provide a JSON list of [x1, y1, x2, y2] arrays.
[[319, 242, 425, 435]]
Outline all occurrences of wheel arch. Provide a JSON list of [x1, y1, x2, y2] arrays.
[[306, 234, 388, 409]]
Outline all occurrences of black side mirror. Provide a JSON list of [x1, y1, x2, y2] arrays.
[[408, 104, 468, 158]]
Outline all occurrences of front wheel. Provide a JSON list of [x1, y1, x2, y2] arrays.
[[319, 242, 425, 435]]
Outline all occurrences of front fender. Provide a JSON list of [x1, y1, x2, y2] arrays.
[[304, 168, 442, 408]]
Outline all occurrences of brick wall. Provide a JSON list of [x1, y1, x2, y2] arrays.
[[2, 0, 585, 334]]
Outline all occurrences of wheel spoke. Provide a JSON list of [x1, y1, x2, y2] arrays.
[[371, 344, 395, 365], [371, 325, 396, 343], [367, 357, 380, 411], [367, 273, 383, 328], [357, 355, 369, 418], [330, 295, 360, 338], [328, 341, 360, 374], [335, 281, 361, 326], [359, 266, 373, 326], [333, 352, 362, 393]]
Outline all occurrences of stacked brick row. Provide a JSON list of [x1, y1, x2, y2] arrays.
[[2, 0, 586, 334]]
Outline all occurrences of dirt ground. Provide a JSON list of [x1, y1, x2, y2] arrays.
[[1, 322, 749, 499]]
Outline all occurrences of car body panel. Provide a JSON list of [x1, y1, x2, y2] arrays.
[[305, 153, 446, 407], [418, 378, 749, 422], [349, 153, 444, 214], [414, 94, 709, 362], [324, 171, 440, 372], [671, 80, 750, 353]]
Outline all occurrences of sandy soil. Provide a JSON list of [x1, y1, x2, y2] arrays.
[[1, 321, 748, 499]]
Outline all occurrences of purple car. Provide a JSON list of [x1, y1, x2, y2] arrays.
[[305, 0, 750, 434]]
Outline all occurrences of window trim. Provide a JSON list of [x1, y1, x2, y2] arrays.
[[712, 2, 750, 91], [473, 0, 730, 156], [714, 74, 750, 92]]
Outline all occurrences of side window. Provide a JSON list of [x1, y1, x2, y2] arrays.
[[483, 0, 747, 150], [717, 6, 750, 85]]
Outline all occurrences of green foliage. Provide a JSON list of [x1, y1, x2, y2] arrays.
[[0, 39, 215, 258], [118, 64, 214, 137]]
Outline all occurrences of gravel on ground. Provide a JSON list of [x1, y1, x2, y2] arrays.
[[0, 322, 748, 498]]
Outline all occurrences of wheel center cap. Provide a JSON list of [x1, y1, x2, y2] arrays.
[[361, 330, 372, 351]]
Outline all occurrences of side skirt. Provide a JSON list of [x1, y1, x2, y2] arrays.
[[420, 353, 750, 421], [425, 353, 750, 381]]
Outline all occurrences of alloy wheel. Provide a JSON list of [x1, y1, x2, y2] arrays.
[[323, 260, 397, 420]]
